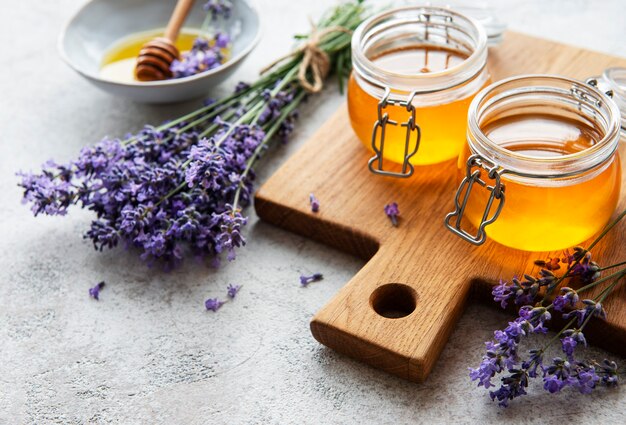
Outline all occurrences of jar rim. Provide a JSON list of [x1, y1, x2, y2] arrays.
[[467, 74, 622, 178], [351, 6, 488, 94]]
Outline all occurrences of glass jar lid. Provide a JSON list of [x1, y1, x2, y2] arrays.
[[466, 74, 622, 179], [351, 6, 488, 100]]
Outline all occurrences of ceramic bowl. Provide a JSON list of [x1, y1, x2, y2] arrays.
[[59, 0, 261, 103]]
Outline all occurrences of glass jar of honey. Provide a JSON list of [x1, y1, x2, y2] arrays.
[[348, 6, 490, 177], [445, 75, 623, 251]]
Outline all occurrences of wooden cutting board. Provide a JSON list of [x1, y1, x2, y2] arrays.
[[254, 32, 626, 382]]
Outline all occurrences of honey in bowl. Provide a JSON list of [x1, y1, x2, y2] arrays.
[[348, 46, 483, 166], [100, 29, 224, 83], [458, 113, 621, 252]]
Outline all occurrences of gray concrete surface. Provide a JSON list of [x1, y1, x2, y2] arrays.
[[1, 0, 625, 423]]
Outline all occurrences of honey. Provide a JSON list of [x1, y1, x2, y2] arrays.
[[99, 29, 201, 83], [348, 46, 483, 165], [458, 113, 621, 251], [445, 75, 623, 252]]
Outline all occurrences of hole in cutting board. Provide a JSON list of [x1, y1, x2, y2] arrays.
[[370, 283, 417, 319]]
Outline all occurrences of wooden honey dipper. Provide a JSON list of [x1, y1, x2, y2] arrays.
[[135, 0, 196, 81]]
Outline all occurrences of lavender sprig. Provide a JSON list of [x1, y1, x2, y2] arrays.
[[473, 209, 626, 406]]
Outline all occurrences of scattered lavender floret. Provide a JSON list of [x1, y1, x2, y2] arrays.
[[89, 281, 105, 300], [205, 297, 225, 312], [300, 273, 323, 287], [309, 193, 320, 213], [384, 202, 399, 226], [206, 284, 242, 311], [227, 283, 241, 299]]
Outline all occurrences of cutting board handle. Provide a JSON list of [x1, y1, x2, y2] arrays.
[[310, 242, 472, 382]]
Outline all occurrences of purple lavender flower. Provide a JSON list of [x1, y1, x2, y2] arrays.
[[541, 357, 576, 393], [258, 90, 295, 125], [203, 0, 232, 20], [170, 33, 231, 79], [489, 369, 529, 407], [470, 315, 532, 392], [543, 375, 565, 393], [562, 246, 587, 265], [17, 161, 75, 216], [215, 32, 230, 49], [596, 359, 619, 386], [563, 299, 606, 326], [213, 207, 248, 262], [384, 202, 399, 226], [89, 281, 105, 300], [309, 193, 320, 213], [563, 329, 587, 347], [574, 366, 600, 394], [561, 336, 577, 359], [227, 283, 241, 299], [540, 355, 608, 396], [469, 351, 503, 388], [492, 272, 556, 309], [553, 287, 579, 312], [521, 349, 543, 378], [277, 110, 300, 142], [300, 273, 323, 287], [205, 297, 225, 312], [186, 139, 227, 189], [569, 252, 600, 284], [492, 280, 514, 309], [235, 82, 250, 93]]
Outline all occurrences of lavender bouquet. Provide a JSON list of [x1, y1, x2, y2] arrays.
[[18, 1, 367, 268], [471, 210, 625, 406]]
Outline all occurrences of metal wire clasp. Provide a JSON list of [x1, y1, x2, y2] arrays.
[[444, 154, 506, 245], [368, 88, 421, 178]]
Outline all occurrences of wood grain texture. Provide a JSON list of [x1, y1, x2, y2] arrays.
[[254, 31, 626, 382]]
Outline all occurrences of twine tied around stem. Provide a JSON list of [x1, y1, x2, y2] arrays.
[[260, 20, 353, 93]]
